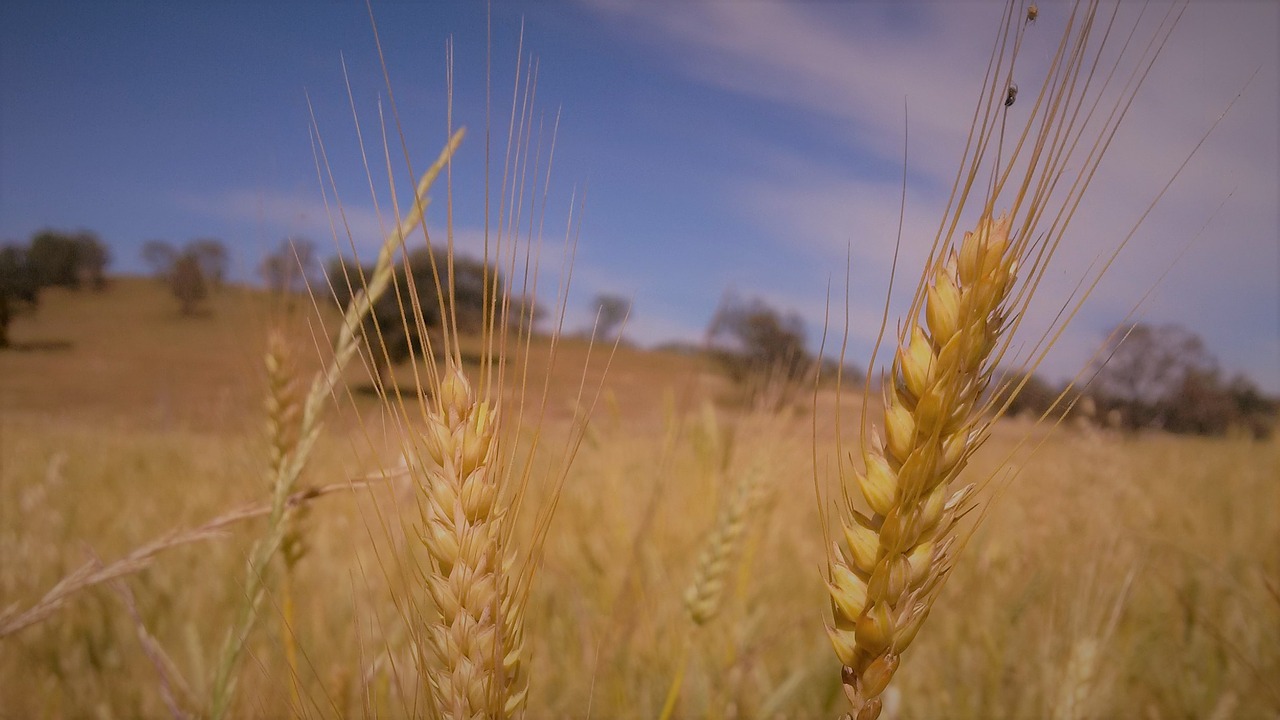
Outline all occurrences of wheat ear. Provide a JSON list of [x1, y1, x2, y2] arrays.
[[415, 363, 526, 718], [822, 0, 1205, 711], [264, 328, 307, 708], [828, 214, 1016, 720], [684, 466, 760, 627]]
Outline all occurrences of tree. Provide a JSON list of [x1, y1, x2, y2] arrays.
[[1091, 323, 1217, 413], [708, 293, 810, 390], [993, 369, 1065, 419], [590, 293, 631, 341], [260, 237, 319, 294], [1224, 374, 1278, 439], [328, 249, 504, 380], [1086, 322, 1277, 435], [171, 250, 208, 316], [27, 229, 110, 290], [1085, 322, 1278, 437], [74, 234, 111, 290], [143, 239, 231, 314], [0, 243, 40, 348], [188, 238, 230, 289], [1159, 367, 1236, 436], [141, 240, 177, 282]]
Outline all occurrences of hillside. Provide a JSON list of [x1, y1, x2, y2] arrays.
[[1, 276, 1275, 719], [0, 276, 731, 434]]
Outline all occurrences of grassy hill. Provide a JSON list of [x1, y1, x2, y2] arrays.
[[0, 277, 726, 430]]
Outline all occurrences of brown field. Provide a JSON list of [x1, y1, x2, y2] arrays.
[[0, 278, 1276, 718]]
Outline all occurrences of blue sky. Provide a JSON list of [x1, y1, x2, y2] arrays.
[[3, 1, 1277, 392]]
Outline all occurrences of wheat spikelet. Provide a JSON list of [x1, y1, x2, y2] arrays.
[[265, 326, 310, 581], [1053, 637, 1100, 720], [684, 465, 760, 627], [413, 363, 526, 718], [828, 214, 1016, 720], [327, 21, 612, 715]]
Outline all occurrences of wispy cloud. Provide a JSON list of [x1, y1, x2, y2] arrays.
[[577, 0, 1279, 388]]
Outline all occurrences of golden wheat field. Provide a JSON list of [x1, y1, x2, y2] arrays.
[[1, 276, 1276, 719], [3, 2, 1279, 719]]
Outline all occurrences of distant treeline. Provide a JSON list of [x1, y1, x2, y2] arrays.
[[3, 232, 1275, 439], [0, 229, 111, 347], [999, 323, 1277, 439]]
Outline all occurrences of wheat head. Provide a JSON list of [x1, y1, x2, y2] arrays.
[[828, 214, 1015, 720], [413, 363, 526, 717], [824, 0, 1202, 716], [264, 327, 307, 706], [684, 464, 761, 627]]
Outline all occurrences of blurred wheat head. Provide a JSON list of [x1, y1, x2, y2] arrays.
[[821, 1, 1210, 718]]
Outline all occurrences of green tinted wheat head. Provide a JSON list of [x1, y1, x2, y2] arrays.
[[208, 127, 466, 719], [824, 1, 1206, 717]]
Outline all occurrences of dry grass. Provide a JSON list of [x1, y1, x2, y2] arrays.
[[0, 286, 1276, 716]]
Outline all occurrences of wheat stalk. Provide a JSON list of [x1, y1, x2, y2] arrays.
[[824, 1, 1198, 716], [206, 129, 465, 720], [828, 214, 1014, 720]]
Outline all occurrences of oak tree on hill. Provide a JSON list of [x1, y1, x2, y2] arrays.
[[327, 248, 508, 382], [1088, 322, 1276, 437], [141, 239, 178, 282], [27, 229, 111, 290], [590, 293, 631, 341], [260, 237, 319, 295], [171, 250, 208, 316], [0, 244, 40, 348], [708, 293, 811, 394], [140, 239, 231, 315], [187, 238, 230, 289]]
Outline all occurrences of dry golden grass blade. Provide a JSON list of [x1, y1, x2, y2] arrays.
[[0, 477, 389, 640], [96, 549, 196, 720]]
